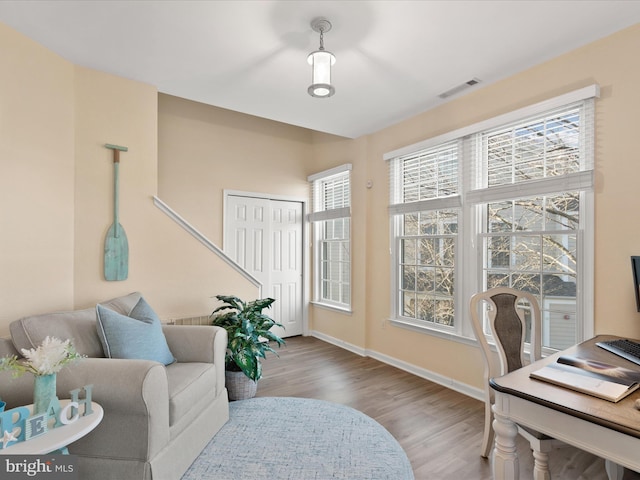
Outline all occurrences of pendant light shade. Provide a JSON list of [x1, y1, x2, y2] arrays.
[[308, 18, 335, 98]]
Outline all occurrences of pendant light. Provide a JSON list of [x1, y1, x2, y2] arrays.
[[307, 17, 336, 98]]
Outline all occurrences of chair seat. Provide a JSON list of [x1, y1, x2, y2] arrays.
[[166, 362, 217, 427]]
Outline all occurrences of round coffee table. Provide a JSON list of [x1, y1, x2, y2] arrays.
[[0, 399, 103, 455]]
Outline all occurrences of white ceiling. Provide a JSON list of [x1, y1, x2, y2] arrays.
[[1, 1, 640, 138]]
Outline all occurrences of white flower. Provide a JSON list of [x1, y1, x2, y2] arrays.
[[0, 336, 83, 377]]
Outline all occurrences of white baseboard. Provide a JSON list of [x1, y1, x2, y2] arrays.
[[309, 330, 484, 402], [309, 330, 367, 356]]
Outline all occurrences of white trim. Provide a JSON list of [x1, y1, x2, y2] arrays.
[[460, 201, 479, 339], [384, 84, 600, 161], [389, 219, 398, 322], [309, 330, 366, 356], [310, 300, 353, 315], [308, 206, 351, 222], [309, 330, 483, 401], [303, 201, 311, 337], [153, 196, 263, 295], [307, 163, 352, 182], [366, 347, 484, 401], [580, 190, 595, 340], [388, 195, 462, 215], [223, 189, 308, 204], [466, 171, 594, 204], [390, 317, 470, 343]]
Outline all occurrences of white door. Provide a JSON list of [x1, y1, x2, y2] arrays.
[[224, 195, 303, 337]]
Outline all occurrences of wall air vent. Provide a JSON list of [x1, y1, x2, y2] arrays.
[[438, 78, 481, 99]]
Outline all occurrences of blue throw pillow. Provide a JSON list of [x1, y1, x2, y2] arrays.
[[96, 297, 176, 365]]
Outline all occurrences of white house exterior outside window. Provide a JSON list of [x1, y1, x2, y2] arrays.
[[308, 164, 352, 311], [385, 86, 598, 350]]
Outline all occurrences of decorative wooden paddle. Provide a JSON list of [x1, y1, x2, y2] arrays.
[[104, 144, 129, 281]]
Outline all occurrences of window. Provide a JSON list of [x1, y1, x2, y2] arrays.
[[386, 86, 597, 350], [391, 142, 460, 328], [308, 164, 352, 310]]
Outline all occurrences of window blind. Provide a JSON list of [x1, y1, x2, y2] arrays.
[[388, 140, 460, 215], [387, 95, 595, 211], [308, 164, 352, 222], [468, 99, 594, 204]]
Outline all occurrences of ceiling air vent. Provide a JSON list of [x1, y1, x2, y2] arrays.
[[438, 78, 481, 99]]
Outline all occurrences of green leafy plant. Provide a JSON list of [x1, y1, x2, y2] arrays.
[[210, 295, 285, 381]]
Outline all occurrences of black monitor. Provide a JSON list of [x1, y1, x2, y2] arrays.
[[632, 256, 640, 312]]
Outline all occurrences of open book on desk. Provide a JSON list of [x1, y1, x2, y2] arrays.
[[530, 355, 640, 403]]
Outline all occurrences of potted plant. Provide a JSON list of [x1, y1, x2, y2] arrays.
[[0, 336, 83, 414], [210, 295, 285, 400]]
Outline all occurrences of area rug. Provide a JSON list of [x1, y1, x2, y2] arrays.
[[182, 396, 414, 480]]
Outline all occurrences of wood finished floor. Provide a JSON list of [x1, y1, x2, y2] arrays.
[[256, 335, 640, 480]]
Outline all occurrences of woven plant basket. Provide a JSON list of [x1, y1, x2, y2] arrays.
[[225, 370, 258, 401]]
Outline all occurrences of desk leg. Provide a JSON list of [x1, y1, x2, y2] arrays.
[[492, 402, 519, 480], [532, 450, 551, 480], [604, 459, 624, 480]]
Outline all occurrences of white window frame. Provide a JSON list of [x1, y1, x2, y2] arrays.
[[308, 164, 352, 312], [385, 85, 598, 348]]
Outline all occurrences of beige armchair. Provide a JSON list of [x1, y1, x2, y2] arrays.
[[0, 292, 229, 480]]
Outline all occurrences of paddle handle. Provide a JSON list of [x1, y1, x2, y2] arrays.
[[113, 162, 120, 237], [105, 144, 127, 237]]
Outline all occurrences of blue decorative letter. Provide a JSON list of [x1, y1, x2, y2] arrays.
[[0, 406, 30, 448], [25, 413, 48, 440], [70, 384, 93, 416]]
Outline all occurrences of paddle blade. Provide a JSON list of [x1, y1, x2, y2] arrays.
[[104, 223, 129, 281]]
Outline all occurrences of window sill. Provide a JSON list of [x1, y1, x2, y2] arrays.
[[390, 317, 558, 358], [389, 318, 477, 347], [311, 301, 353, 315]]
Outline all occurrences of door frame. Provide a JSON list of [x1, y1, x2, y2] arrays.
[[223, 189, 309, 336]]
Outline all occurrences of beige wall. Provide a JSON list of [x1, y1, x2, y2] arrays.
[[72, 67, 158, 306], [158, 94, 313, 245], [4, 18, 640, 393], [0, 23, 75, 334]]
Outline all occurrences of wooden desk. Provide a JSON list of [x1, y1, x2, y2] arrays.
[[490, 335, 640, 480]]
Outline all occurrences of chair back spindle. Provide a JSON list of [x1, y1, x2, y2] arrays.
[[491, 292, 525, 373]]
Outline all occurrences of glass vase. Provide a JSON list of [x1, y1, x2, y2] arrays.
[[33, 373, 57, 415]]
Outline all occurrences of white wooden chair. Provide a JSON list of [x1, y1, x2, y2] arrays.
[[470, 287, 565, 480]]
